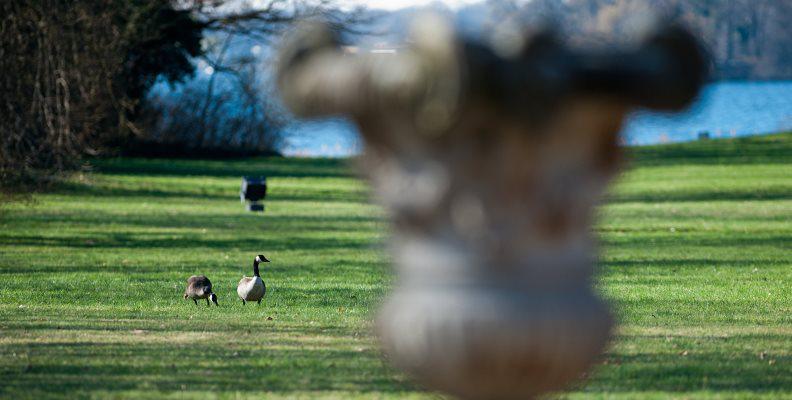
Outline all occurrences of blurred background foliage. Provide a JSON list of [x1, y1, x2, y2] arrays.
[[1, 1, 202, 189], [486, 0, 791, 79], [0, 0, 356, 192], [1, 0, 789, 192]]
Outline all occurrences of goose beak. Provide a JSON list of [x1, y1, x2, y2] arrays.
[[210, 293, 218, 306]]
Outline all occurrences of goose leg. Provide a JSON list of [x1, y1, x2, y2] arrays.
[[193, 299, 198, 305], [242, 299, 246, 305], [257, 299, 262, 305], [206, 298, 210, 306]]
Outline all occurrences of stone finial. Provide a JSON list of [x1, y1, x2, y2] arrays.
[[277, 15, 706, 399]]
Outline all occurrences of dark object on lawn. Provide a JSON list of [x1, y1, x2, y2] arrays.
[[277, 13, 707, 400], [184, 275, 218, 306], [241, 177, 267, 212]]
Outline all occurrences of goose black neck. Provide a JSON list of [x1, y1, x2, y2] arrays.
[[253, 260, 261, 277]]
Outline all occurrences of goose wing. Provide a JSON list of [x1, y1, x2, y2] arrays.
[[237, 276, 253, 298], [238, 277, 265, 301], [187, 275, 212, 296]]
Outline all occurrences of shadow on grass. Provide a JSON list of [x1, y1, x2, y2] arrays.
[[90, 157, 355, 178], [605, 187, 791, 203], [0, 258, 388, 277], [90, 133, 791, 177], [0, 317, 367, 335], [0, 233, 380, 252], [58, 134, 792, 205], [0, 339, 415, 395], [586, 351, 790, 393], [0, 211, 384, 233], [626, 132, 792, 167], [1, 332, 788, 396], [1, 212, 382, 232], [601, 258, 789, 271], [600, 234, 789, 250], [52, 181, 370, 203]]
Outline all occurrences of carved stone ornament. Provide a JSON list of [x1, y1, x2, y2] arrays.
[[277, 15, 706, 399]]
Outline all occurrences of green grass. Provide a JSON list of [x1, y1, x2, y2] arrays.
[[1, 133, 790, 399]]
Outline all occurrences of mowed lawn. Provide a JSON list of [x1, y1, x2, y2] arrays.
[[0, 133, 789, 399]]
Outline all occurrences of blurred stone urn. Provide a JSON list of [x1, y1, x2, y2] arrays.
[[277, 15, 706, 399]]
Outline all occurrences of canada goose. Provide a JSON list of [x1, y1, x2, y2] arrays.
[[184, 275, 218, 306], [237, 255, 268, 305]]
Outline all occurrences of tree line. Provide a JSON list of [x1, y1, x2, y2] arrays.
[[2, 0, 788, 192], [488, 0, 791, 80], [0, 0, 357, 192], [2, 1, 200, 190]]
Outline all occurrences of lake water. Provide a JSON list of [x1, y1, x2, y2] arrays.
[[281, 80, 792, 156]]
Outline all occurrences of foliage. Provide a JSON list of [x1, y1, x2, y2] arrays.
[[0, 133, 789, 398], [0, 1, 203, 191], [0, 1, 364, 190], [120, 2, 204, 108], [134, 1, 367, 156], [137, 34, 285, 156], [488, 0, 792, 79]]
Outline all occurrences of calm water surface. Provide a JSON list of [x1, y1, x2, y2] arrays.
[[282, 81, 792, 156]]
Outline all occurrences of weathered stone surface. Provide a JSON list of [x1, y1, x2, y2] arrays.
[[277, 15, 706, 399]]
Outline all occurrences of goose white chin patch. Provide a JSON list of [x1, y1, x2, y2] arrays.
[[255, 256, 261, 262]]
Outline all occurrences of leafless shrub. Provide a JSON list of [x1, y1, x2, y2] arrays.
[[0, 1, 123, 190]]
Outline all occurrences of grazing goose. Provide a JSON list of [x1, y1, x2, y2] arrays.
[[237, 255, 268, 305], [184, 275, 218, 306]]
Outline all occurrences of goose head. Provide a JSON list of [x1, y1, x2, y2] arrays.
[[210, 293, 218, 306], [255, 255, 270, 263]]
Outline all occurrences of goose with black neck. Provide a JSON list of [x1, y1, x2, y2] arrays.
[[237, 255, 268, 305]]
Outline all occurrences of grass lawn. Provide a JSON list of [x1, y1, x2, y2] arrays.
[[0, 133, 790, 399]]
